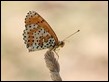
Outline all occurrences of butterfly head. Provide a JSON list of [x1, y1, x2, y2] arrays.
[[58, 41, 65, 48]]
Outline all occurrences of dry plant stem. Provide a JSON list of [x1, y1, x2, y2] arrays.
[[44, 50, 62, 81]]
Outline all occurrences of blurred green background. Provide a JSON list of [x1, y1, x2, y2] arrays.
[[1, 1, 108, 81]]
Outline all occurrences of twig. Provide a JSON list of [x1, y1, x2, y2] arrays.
[[44, 50, 62, 81]]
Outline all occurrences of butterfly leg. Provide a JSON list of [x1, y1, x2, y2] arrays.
[[49, 46, 59, 59], [54, 50, 59, 59]]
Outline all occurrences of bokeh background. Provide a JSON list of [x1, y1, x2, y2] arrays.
[[1, 1, 108, 81]]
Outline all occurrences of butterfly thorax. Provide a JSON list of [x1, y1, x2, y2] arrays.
[[50, 41, 65, 51]]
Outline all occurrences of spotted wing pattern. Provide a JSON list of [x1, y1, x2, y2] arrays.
[[23, 11, 59, 52]]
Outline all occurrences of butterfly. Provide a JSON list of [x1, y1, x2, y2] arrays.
[[23, 11, 80, 52]]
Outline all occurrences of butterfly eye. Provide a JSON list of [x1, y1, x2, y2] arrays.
[[60, 41, 65, 47]]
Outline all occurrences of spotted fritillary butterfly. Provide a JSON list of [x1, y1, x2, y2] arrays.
[[23, 11, 65, 52], [23, 11, 79, 52]]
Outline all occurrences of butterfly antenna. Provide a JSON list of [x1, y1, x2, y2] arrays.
[[63, 30, 80, 42]]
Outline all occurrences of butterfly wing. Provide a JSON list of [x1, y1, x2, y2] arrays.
[[23, 11, 59, 51]]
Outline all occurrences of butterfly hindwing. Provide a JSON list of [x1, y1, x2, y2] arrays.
[[23, 11, 58, 51]]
